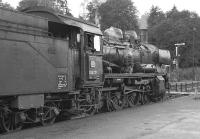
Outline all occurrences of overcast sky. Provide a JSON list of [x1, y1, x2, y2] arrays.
[[2, 0, 200, 17]]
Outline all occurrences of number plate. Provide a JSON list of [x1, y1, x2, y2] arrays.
[[58, 74, 67, 89]]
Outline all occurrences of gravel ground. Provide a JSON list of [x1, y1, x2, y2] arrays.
[[1, 95, 200, 139]]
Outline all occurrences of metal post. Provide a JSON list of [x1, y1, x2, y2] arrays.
[[175, 46, 179, 70], [192, 82, 194, 91], [193, 27, 196, 81], [185, 83, 187, 92], [181, 83, 182, 92], [196, 82, 198, 90]]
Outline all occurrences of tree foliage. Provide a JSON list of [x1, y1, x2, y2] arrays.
[[148, 6, 200, 68], [148, 6, 165, 28], [0, 0, 15, 10], [86, 0, 102, 23], [17, 0, 72, 16], [87, 0, 138, 31]]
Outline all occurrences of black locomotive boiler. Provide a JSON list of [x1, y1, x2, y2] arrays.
[[0, 7, 171, 132]]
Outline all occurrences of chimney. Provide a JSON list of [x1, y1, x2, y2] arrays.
[[139, 14, 148, 43]]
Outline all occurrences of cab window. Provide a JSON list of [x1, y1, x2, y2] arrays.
[[86, 33, 101, 52], [86, 34, 93, 48], [94, 35, 101, 51]]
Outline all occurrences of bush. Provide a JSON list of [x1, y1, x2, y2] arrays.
[[170, 67, 200, 82]]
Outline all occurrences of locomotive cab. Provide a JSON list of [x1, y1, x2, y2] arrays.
[[23, 7, 103, 89], [83, 33, 103, 86]]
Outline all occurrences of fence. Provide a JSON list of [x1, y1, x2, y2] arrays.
[[169, 81, 200, 93]]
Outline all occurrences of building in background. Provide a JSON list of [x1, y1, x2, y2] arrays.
[[139, 14, 148, 43]]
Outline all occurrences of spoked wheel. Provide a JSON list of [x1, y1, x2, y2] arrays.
[[106, 98, 115, 112], [80, 100, 96, 116], [110, 94, 124, 111], [106, 92, 115, 112], [127, 93, 137, 107], [0, 110, 13, 132], [41, 102, 58, 126], [0, 109, 22, 133]]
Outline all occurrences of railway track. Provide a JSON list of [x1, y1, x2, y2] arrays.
[[0, 91, 184, 136]]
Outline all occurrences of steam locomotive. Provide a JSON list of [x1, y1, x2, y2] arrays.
[[0, 7, 171, 132]]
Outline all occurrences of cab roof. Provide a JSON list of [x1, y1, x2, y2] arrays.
[[23, 6, 102, 35]]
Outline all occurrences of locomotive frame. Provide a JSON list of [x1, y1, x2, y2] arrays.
[[0, 7, 169, 133]]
